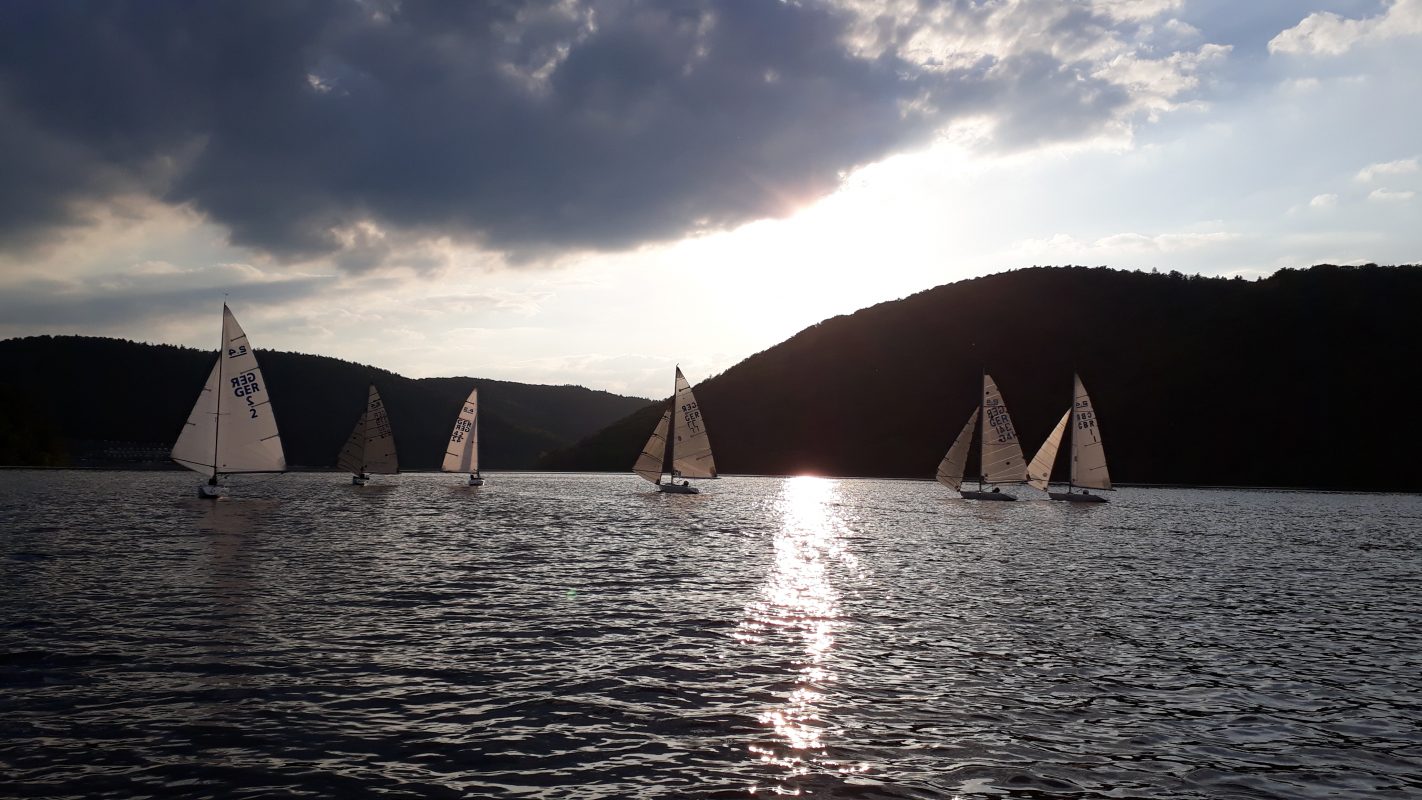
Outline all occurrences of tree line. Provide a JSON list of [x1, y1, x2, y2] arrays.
[[541, 264, 1422, 492], [0, 337, 651, 469]]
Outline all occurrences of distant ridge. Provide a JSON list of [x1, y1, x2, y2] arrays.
[[0, 336, 651, 469], [542, 264, 1422, 492]]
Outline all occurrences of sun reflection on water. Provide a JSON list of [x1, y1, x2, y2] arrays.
[[739, 476, 866, 790]]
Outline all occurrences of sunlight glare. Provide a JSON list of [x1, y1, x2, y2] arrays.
[[740, 476, 869, 787]]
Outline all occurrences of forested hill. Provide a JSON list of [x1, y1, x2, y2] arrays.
[[0, 337, 650, 469], [541, 264, 1422, 492]]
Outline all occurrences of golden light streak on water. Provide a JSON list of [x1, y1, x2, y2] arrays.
[[5, 473, 1418, 798], [740, 476, 868, 789]]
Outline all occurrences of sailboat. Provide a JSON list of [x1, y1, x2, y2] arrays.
[[633, 367, 716, 494], [337, 384, 399, 485], [171, 304, 287, 498], [442, 387, 483, 486], [934, 373, 1026, 501], [1027, 374, 1112, 502]]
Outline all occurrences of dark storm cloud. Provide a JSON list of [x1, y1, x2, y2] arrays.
[[0, 0, 1166, 264], [0, 273, 333, 330]]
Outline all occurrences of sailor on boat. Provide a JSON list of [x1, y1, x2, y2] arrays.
[[171, 303, 288, 498], [632, 367, 717, 494]]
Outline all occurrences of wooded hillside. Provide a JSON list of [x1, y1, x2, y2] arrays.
[[0, 337, 650, 469], [542, 265, 1422, 491]]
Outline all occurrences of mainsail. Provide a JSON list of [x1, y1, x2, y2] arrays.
[[337, 384, 398, 474], [171, 305, 286, 476], [1027, 410, 1071, 491], [669, 367, 716, 478], [980, 373, 1026, 484], [935, 409, 979, 490], [633, 408, 672, 483], [442, 388, 479, 473], [1070, 374, 1111, 490]]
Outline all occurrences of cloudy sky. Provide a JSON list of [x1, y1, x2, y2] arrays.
[[1, 0, 1418, 397]]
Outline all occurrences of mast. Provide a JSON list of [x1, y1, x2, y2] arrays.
[[667, 368, 677, 479], [1066, 376, 1074, 493], [978, 368, 986, 491], [212, 304, 225, 480], [1067, 373, 1110, 492]]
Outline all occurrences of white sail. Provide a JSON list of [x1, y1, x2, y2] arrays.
[[337, 384, 398, 474], [336, 410, 365, 474], [633, 408, 672, 483], [669, 367, 716, 479], [172, 305, 285, 476], [980, 373, 1026, 484], [1070, 374, 1111, 490], [1027, 410, 1070, 491], [441, 388, 479, 473], [935, 409, 979, 491], [172, 359, 221, 476]]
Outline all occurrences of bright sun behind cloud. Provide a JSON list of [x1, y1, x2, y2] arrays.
[[0, 1, 1418, 397]]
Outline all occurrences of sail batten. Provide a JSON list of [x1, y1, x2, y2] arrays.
[[441, 388, 480, 473], [336, 407, 366, 473], [936, 409, 979, 490], [980, 373, 1026, 484], [633, 408, 672, 483], [634, 367, 716, 486], [338, 384, 398, 475], [171, 305, 286, 476], [1027, 410, 1071, 491], [1071, 374, 1112, 490]]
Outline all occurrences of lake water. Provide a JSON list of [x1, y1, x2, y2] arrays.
[[1, 471, 1419, 799]]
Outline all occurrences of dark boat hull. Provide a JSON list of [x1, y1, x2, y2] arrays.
[[1050, 491, 1108, 503], [960, 490, 1016, 501]]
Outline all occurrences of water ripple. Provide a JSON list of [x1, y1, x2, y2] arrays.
[[1, 471, 1420, 798]]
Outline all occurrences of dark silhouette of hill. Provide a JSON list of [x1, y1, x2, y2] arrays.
[[0, 337, 650, 469], [541, 264, 1422, 492]]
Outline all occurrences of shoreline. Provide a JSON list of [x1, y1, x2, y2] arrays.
[[0, 466, 1414, 495]]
